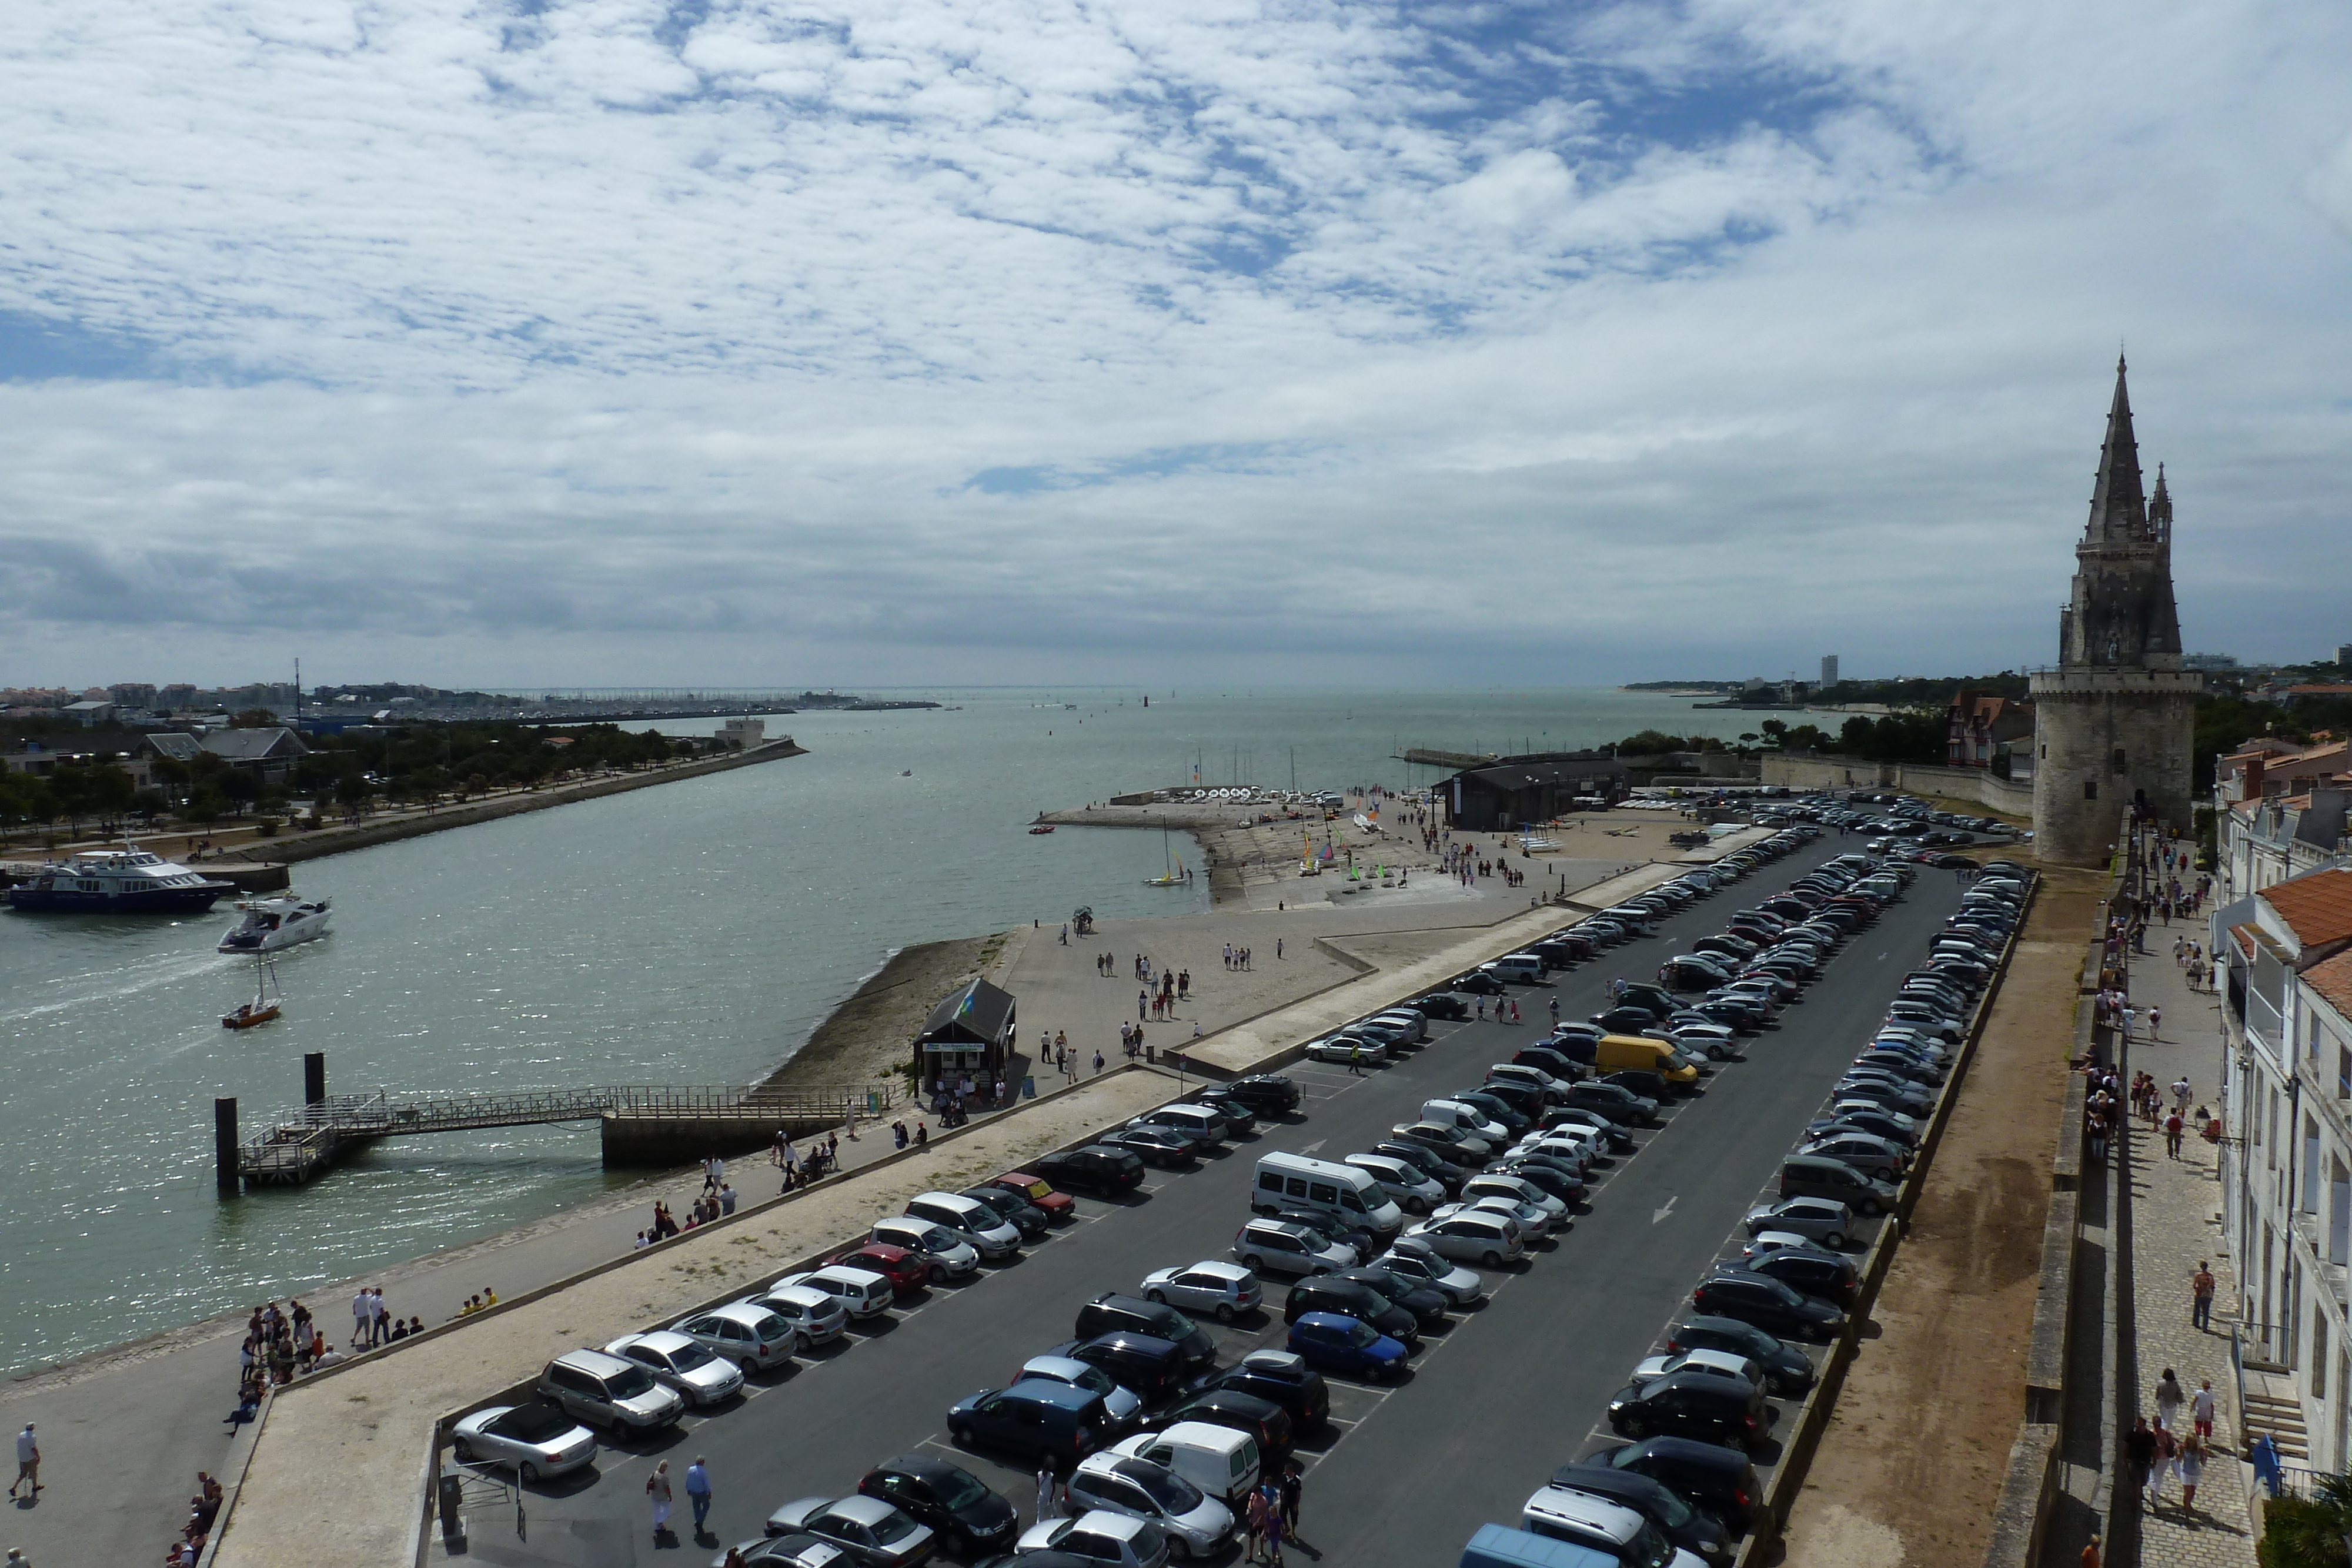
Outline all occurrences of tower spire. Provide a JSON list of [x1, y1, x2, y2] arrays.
[[2086, 355, 2148, 542]]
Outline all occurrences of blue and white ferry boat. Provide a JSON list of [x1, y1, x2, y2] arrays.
[[5, 848, 238, 913]]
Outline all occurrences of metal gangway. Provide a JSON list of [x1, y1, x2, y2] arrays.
[[233, 1079, 894, 1185]]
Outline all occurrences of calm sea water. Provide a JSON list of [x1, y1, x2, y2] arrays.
[[0, 688, 1756, 1372]]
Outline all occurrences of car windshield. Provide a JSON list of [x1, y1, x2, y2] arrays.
[[930, 1469, 990, 1510], [1345, 1320, 1380, 1348], [921, 1228, 961, 1252], [1633, 1519, 1677, 1568], [1123, 1462, 1203, 1513], [1071, 1366, 1118, 1396], [667, 1340, 716, 1372], [606, 1364, 659, 1398]]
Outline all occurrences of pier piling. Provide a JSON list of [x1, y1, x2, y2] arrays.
[[214, 1097, 241, 1197], [303, 1052, 326, 1107]]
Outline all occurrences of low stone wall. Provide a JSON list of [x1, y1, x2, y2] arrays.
[[1760, 753, 2033, 817]]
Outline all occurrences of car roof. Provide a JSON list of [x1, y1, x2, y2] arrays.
[[611, 1329, 697, 1355], [1020, 1355, 1093, 1379], [1000, 1379, 1101, 1410], [875, 1453, 960, 1485], [553, 1348, 634, 1375]]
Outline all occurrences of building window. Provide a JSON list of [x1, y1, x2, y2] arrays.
[[2320, 1312, 2332, 1399], [2113, 748, 2128, 774], [2084, 781, 2099, 801], [2339, 1045, 2350, 1100], [2040, 744, 2048, 760]]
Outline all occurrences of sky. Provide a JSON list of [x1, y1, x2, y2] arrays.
[[3, 0, 2349, 692]]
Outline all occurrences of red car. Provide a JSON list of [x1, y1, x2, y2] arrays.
[[988, 1172, 1077, 1224], [831, 1242, 930, 1295]]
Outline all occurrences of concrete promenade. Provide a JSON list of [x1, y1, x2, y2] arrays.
[[2115, 925, 2259, 1568]]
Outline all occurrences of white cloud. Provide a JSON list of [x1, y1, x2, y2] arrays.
[[0, 0, 2347, 687]]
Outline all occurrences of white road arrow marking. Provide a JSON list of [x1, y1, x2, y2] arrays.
[[1300, 1139, 1326, 1154], [1652, 1196, 1678, 1225]]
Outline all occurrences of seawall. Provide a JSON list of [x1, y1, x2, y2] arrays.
[[233, 738, 807, 866]]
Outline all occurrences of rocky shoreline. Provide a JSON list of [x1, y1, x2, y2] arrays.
[[754, 930, 1011, 1095]]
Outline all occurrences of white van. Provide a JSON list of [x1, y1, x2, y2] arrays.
[[1422, 1098, 1509, 1145], [1251, 1151, 1404, 1237], [1482, 955, 1547, 985], [1111, 1422, 1261, 1509]]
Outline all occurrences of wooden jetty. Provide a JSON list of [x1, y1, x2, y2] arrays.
[[220, 1055, 897, 1190]]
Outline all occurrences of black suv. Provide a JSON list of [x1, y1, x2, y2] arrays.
[[1281, 1278, 1419, 1345], [1152, 1386, 1295, 1459], [1074, 1294, 1215, 1368], [1044, 1333, 1189, 1403], [1578, 1440, 1765, 1529], [1220, 1075, 1301, 1115], [1407, 992, 1472, 1021], [1030, 1146, 1146, 1195], [1689, 1272, 1844, 1342], [1204, 1350, 1330, 1431], [1566, 1082, 1658, 1126], [958, 1185, 1051, 1242], [1606, 1369, 1770, 1449], [1543, 1467, 1732, 1567], [1337, 1266, 1448, 1329], [1374, 1140, 1465, 1192]]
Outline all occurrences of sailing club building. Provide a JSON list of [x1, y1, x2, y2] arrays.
[[913, 978, 1017, 1099]]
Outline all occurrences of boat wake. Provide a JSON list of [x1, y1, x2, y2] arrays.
[[3, 948, 243, 1024]]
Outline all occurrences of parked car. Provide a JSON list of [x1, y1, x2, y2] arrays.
[[1336, 1265, 1450, 1329], [449, 1401, 597, 1482], [1518, 1483, 1690, 1567], [867, 1218, 981, 1283], [1688, 1272, 1844, 1342], [987, 1171, 1080, 1223], [1605, 1369, 1771, 1448], [1100, 1125, 1201, 1168], [1571, 1440, 1766, 1530], [1740, 1249, 1860, 1309], [1030, 1146, 1148, 1195], [1629, 1348, 1764, 1393], [947, 1380, 1114, 1469], [1375, 1238, 1487, 1306], [1015, 1354, 1146, 1432], [1218, 1075, 1302, 1115], [1544, 1463, 1734, 1566], [858, 1453, 1019, 1557], [1076, 1294, 1217, 1368], [903, 1191, 1024, 1261], [1280, 1276, 1419, 1345], [958, 1183, 1053, 1242], [1284, 1312, 1409, 1380], [1403, 1209, 1524, 1268], [744, 1284, 850, 1350], [1202, 1349, 1331, 1433], [763, 1495, 937, 1568], [1232, 1218, 1355, 1278], [601, 1330, 745, 1406], [831, 1243, 931, 1296], [1305, 1034, 1385, 1066], [1044, 1333, 1192, 1405], [1063, 1453, 1234, 1560], [1140, 1262, 1262, 1323], [671, 1303, 800, 1375], [1151, 1386, 1295, 1461]]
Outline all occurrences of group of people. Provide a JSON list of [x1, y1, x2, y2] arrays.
[[2126, 1365, 2219, 1516], [887, 1118, 933, 1147], [1029, 1459, 1304, 1563], [771, 1130, 840, 1192], [2171, 934, 2214, 993], [159, 1470, 223, 1565], [1221, 944, 1251, 972], [230, 1295, 419, 1415], [451, 1287, 501, 1318]]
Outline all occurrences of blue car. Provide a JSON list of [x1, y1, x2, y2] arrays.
[[1285, 1311, 1409, 1380]]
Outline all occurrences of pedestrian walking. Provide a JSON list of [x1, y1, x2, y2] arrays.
[[647, 1460, 674, 1538], [2192, 1379, 2216, 1438], [352, 1287, 372, 1348], [1092, 1049, 1105, 1075], [2124, 1417, 2156, 1503], [1035, 1462, 1058, 1524], [2147, 1423, 2176, 1505], [2155, 1368, 2185, 1430], [2179, 1434, 2206, 1512], [1347, 1042, 1362, 1076], [2081, 1533, 2100, 1568], [2171, 1076, 2191, 1113], [1244, 1486, 1267, 1563], [1262, 1484, 1285, 1567], [686, 1456, 714, 1536], [2191, 1262, 2216, 1331], [2164, 1109, 2185, 1158], [9, 1424, 37, 1500], [1279, 1460, 1302, 1539]]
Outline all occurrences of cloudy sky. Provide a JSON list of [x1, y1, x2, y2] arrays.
[[4, 0, 2348, 691]]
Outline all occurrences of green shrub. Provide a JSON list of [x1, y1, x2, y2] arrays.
[[2259, 1475, 2352, 1567]]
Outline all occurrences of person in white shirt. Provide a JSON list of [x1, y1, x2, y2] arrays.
[[353, 1289, 372, 1348]]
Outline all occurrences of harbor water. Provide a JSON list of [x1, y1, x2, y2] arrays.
[[0, 688, 1760, 1373]]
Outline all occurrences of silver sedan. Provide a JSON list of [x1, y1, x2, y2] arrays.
[[450, 1401, 597, 1483]]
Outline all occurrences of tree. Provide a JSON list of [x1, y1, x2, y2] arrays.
[[83, 763, 136, 828], [230, 708, 279, 728], [1615, 730, 1684, 757], [46, 767, 94, 835], [334, 773, 374, 821], [131, 788, 170, 824], [1759, 720, 1788, 744]]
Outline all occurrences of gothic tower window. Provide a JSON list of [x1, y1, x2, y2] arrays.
[[2112, 748, 2127, 774], [2084, 781, 2099, 800]]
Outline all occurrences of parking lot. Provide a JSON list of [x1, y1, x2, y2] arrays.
[[452, 832, 1982, 1568]]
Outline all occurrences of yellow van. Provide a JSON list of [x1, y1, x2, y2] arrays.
[[1595, 1034, 1703, 1088]]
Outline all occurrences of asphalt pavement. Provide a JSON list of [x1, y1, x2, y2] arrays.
[[445, 836, 1971, 1568]]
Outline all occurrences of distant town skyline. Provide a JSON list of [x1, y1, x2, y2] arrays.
[[2, 1, 2347, 687]]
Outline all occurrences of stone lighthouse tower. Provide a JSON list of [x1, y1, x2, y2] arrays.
[[2030, 357, 2201, 865]]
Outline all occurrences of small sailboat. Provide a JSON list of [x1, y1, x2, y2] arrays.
[[221, 955, 284, 1029], [1144, 826, 1190, 887]]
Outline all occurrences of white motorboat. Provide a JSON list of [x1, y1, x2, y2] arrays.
[[218, 895, 332, 953]]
